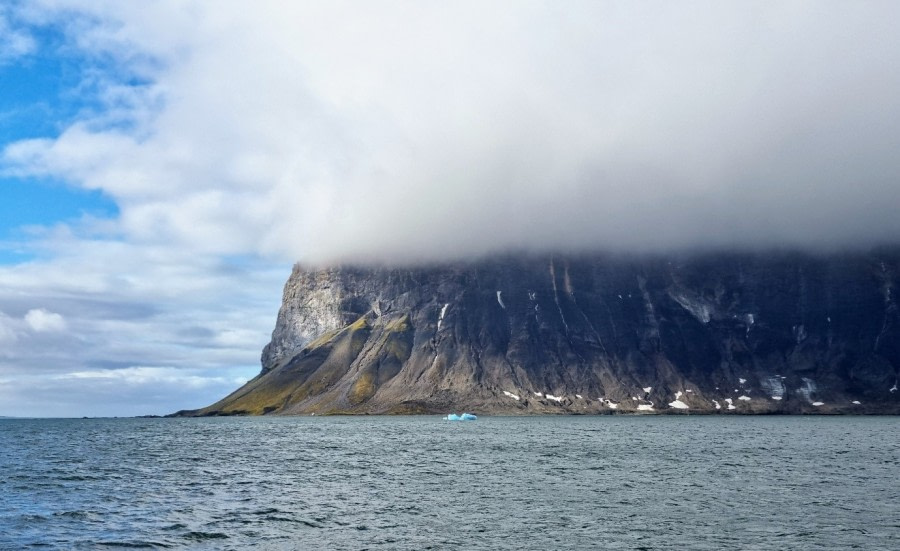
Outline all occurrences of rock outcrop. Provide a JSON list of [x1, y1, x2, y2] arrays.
[[183, 250, 900, 415]]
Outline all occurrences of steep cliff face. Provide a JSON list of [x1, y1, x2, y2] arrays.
[[190, 250, 900, 415]]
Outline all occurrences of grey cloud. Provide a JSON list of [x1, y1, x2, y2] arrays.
[[3, 1, 900, 416], [9, 1, 896, 263]]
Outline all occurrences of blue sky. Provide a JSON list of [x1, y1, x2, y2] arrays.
[[0, 20, 116, 263], [2, 1, 900, 417]]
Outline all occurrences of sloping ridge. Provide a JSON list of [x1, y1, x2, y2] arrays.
[[179, 250, 900, 415]]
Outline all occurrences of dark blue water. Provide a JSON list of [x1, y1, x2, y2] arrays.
[[1, 416, 898, 550]]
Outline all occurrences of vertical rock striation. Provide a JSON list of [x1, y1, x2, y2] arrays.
[[186, 250, 900, 415]]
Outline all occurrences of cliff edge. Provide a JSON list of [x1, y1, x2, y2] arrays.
[[180, 250, 900, 415]]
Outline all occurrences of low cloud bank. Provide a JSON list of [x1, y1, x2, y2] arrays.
[[5, 1, 900, 264]]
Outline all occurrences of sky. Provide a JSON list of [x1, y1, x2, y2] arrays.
[[2, 1, 900, 417]]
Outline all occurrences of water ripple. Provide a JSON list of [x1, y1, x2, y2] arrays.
[[1, 416, 899, 550]]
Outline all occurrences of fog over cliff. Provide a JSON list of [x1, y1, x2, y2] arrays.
[[3, 2, 900, 417], [6, 1, 900, 264]]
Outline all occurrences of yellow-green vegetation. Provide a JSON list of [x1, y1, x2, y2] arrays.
[[348, 367, 377, 405], [384, 313, 410, 333], [207, 378, 296, 415], [304, 327, 342, 350], [286, 318, 371, 403], [348, 316, 370, 331]]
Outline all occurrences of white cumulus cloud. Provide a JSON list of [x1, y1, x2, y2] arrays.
[[24, 308, 67, 332]]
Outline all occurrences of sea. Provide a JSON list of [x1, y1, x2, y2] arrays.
[[1, 415, 898, 550]]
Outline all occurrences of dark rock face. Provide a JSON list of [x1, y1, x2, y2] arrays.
[[189, 250, 900, 415]]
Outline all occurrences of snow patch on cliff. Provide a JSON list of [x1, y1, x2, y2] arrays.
[[669, 290, 711, 324], [798, 378, 817, 403], [437, 303, 449, 331], [761, 376, 785, 400]]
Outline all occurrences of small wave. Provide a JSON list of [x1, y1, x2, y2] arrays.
[[53, 510, 93, 519], [262, 515, 323, 528], [95, 541, 171, 548], [182, 531, 229, 541]]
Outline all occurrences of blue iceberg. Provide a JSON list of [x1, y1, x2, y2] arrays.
[[444, 413, 477, 421]]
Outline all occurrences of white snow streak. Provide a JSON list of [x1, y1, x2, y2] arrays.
[[437, 303, 449, 331]]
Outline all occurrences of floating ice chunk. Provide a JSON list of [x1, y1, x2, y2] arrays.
[[575, 394, 583, 399], [811, 402, 824, 407], [503, 391, 520, 401], [852, 400, 861, 405], [637, 404, 654, 411], [739, 378, 747, 384], [643, 386, 652, 393], [724, 398, 736, 410], [546, 394, 563, 402], [738, 395, 751, 401], [713, 400, 721, 410], [496, 291, 505, 309], [445, 413, 477, 421], [668, 400, 689, 409]]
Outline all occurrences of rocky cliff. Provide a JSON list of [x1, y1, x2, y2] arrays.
[[185, 250, 900, 415]]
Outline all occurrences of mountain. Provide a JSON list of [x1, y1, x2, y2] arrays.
[[180, 250, 900, 415]]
